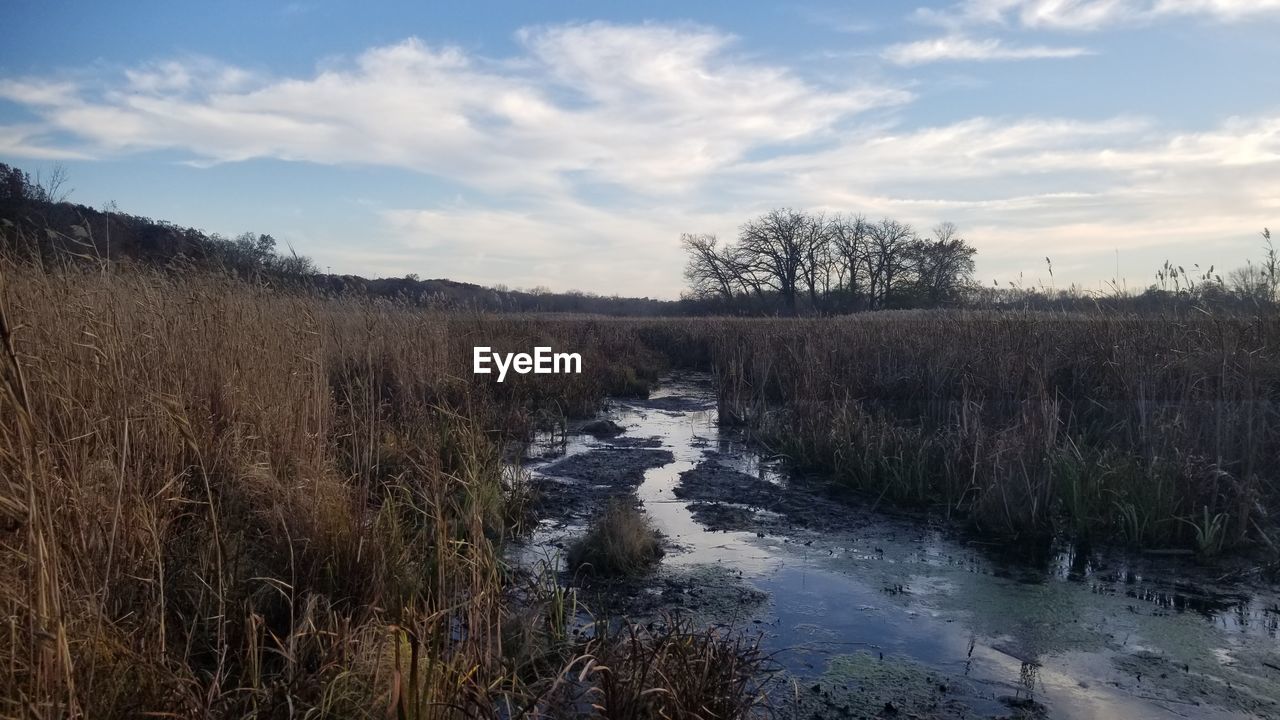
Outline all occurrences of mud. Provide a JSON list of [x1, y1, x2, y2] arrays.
[[600, 435, 664, 449], [780, 650, 1046, 720], [579, 418, 625, 436], [578, 563, 768, 625], [534, 447, 674, 521], [674, 452, 853, 532], [630, 394, 717, 413], [686, 501, 759, 532]]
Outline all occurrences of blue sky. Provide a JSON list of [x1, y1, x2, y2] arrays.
[[2, 0, 1279, 298]]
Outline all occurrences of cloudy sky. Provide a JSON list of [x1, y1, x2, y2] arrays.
[[2, 1, 1278, 297]]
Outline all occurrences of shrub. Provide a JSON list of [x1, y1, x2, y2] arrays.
[[567, 501, 664, 578]]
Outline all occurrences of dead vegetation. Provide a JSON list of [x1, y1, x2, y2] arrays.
[[0, 258, 757, 718], [568, 501, 665, 579], [693, 312, 1280, 551], [3, 237, 1278, 717], [566, 618, 772, 719]]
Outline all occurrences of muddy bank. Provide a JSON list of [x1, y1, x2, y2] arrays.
[[599, 435, 664, 449], [781, 650, 1045, 720], [533, 446, 674, 522], [674, 451, 855, 533], [576, 563, 767, 626], [630, 394, 717, 413]]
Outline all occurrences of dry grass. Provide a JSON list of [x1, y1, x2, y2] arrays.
[[567, 501, 664, 579], [0, 259, 752, 718], [682, 312, 1280, 549], [562, 617, 772, 719], [3, 246, 1277, 717]]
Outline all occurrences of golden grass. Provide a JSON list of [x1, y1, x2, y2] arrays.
[[0, 262, 703, 718], [3, 252, 1276, 717], [567, 501, 664, 579]]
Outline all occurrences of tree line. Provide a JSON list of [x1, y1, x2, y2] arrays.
[[1, 162, 682, 315], [682, 208, 977, 314], [7, 162, 1274, 316], [2, 161, 319, 278]]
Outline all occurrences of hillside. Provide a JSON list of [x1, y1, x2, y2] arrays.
[[0, 162, 678, 315]]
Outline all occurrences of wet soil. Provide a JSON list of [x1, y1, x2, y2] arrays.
[[674, 451, 855, 532], [599, 435, 664, 449], [577, 564, 768, 625], [533, 447, 673, 522], [781, 650, 1047, 720], [629, 394, 717, 413], [579, 418, 625, 436]]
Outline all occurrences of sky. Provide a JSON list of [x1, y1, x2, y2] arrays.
[[2, 0, 1278, 298]]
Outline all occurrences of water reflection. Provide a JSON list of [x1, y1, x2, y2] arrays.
[[513, 372, 1280, 719]]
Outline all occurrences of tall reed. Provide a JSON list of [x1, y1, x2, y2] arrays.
[[3, 253, 1275, 717], [0, 263, 693, 718], [686, 312, 1279, 548]]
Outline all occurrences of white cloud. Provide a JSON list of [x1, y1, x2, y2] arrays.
[[0, 24, 908, 196], [727, 113, 1280, 287], [0, 79, 81, 106], [360, 198, 752, 297], [365, 111, 1280, 294], [0, 124, 91, 160], [0, 20, 1276, 296], [920, 0, 1280, 30], [883, 34, 1092, 64], [122, 59, 257, 94]]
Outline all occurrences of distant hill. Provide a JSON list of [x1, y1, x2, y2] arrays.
[[0, 162, 678, 316]]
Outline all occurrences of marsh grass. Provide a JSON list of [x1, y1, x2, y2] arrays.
[[569, 617, 771, 719], [683, 313, 1280, 550], [0, 255, 741, 718], [3, 235, 1278, 717], [568, 501, 664, 579]]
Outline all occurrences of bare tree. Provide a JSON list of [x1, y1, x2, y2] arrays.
[[1227, 263, 1270, 302], [680, 210, 984, 314], [681, 233, 739, 302], [737, 208, 811, 314], [1261, 228, 1278, 303], [911, 222, 977, 306], [829, 213, 869, 308], [865, 218, 916, 309], [1226, 231, 1278, 305], [798, 212, 834, 312], [0, 162, 73, 204], [35, 163, 73, 204]]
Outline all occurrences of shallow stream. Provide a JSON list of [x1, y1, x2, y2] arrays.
[[516, 373, 1280, 719]]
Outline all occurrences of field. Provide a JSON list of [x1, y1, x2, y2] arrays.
[[3, 263, 1278, 718]]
